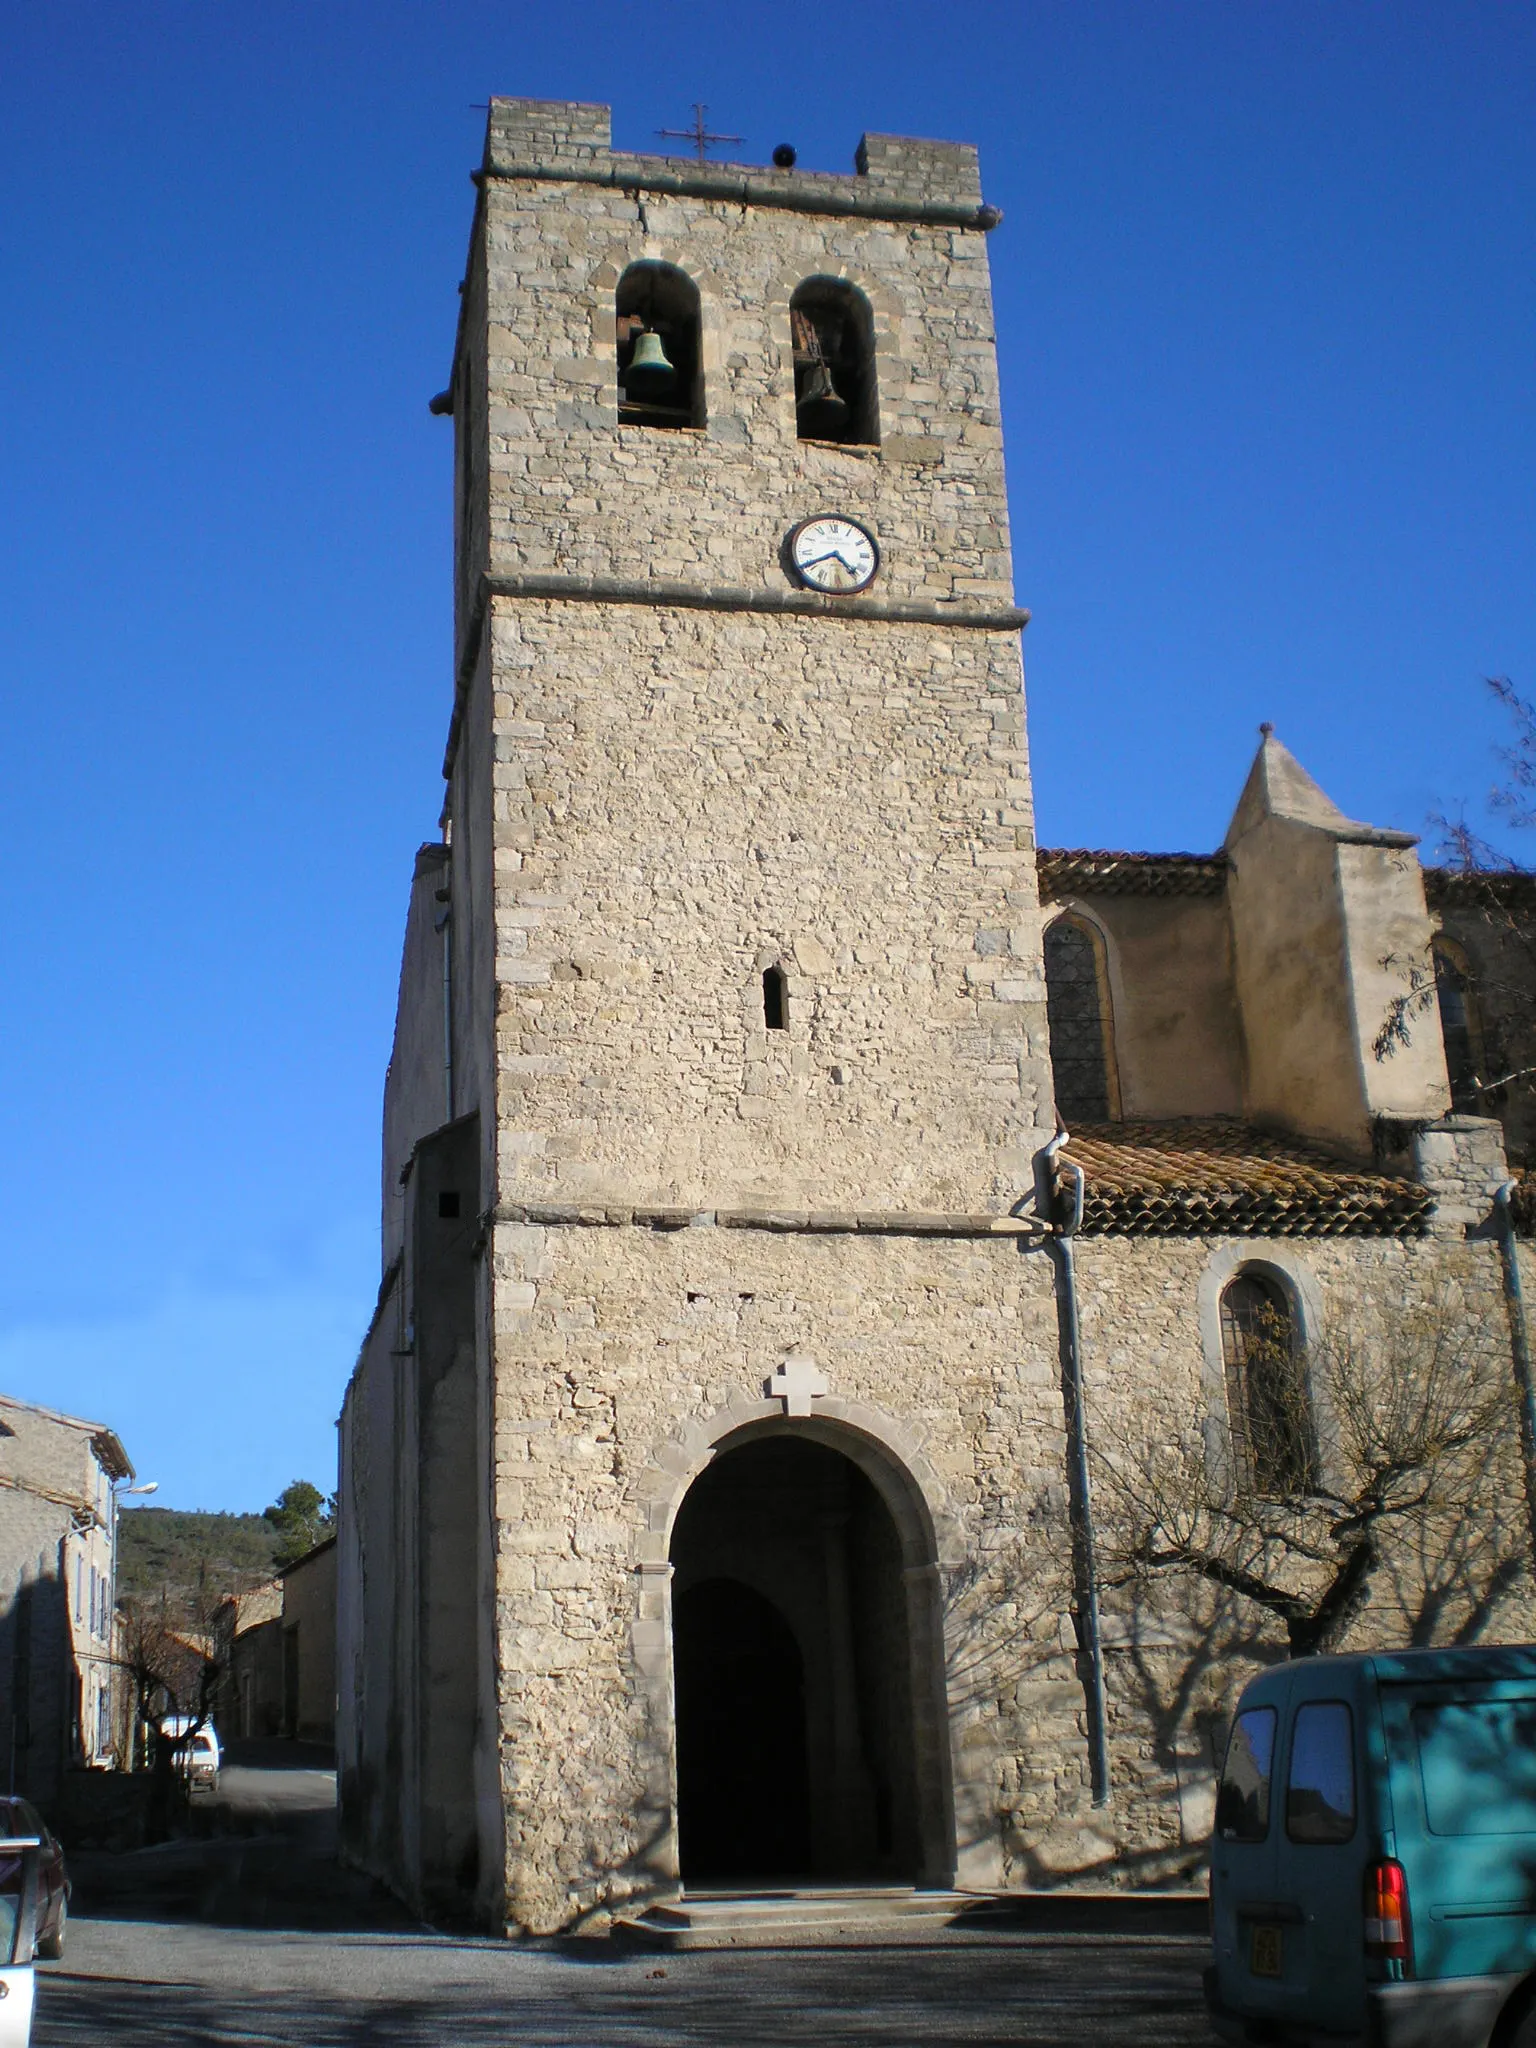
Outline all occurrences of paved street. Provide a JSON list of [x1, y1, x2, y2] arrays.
[[41, 1747, 1219, 2045], [36, 1917, 1218, 2046]]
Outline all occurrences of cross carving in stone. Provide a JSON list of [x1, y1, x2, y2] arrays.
[[767, 1352, 828, 1417]]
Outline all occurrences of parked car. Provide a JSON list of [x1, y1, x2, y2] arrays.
[[159, 1716, 220, 1792], [0, 1801, 67, 1963], [1206, 1644, 1536, 2047], [0, 1833, 42, 2048]]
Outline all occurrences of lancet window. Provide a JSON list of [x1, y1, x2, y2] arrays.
[[1219, 1271, 1314, 1498], [1043, 913, 1118, 1125]]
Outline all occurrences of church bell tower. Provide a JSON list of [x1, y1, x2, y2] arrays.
[[356, 97, 1061, 1935]]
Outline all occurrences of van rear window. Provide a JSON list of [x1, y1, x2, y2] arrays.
[[1217, 1706, 1277, 1842], [1287, 1702, 1355, 1843], [1414, 1698, 1536, 1836]]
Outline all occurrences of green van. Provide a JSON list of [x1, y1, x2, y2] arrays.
[[1206, 1646, 1536, 2047]]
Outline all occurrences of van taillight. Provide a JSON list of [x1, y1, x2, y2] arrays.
[[1364, 1859, 1412, 1968]]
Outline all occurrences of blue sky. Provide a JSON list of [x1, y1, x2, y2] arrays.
[[2, 2, 1531, 1511]]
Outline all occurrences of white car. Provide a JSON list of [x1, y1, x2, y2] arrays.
[[0, 1835, 41, 2047], [160, 1718, 221, 1792]]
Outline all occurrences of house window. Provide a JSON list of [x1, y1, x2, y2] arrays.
[[790, 278, 878, 445], [763, 964, 788, 1032], [1043, 913, 1117, 1125], [1432, 938, 1483, 1112], [1220, 1271, 1314, 1496], [617, 262, 704, 430]]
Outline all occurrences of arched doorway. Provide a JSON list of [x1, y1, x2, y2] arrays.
[[669, 1433, 930, 1885], [673, 1580, 811, 1879]]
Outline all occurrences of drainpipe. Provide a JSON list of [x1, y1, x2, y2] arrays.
[[1039, 1128, 1111, 1808], [434, 888, 453, 1124], [1494, 1181, 1536, 1560]]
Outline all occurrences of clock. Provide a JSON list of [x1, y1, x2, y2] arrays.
[[789, 515, 879, 595]]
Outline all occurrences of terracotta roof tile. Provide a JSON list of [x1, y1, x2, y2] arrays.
[[1056, 1120, 1431, 1238], [1424, 866, 1536, 910], [1038, 849, 1228, 900]]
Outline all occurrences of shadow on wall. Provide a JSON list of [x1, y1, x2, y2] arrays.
[[0, 1568, 69, 1805], [942, 1535, 1281, 1891]]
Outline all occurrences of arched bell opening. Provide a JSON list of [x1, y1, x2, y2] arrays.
[[617, 262, 704, 430], [668, 1429, 946, 1887], [790, 278, 878, 446]]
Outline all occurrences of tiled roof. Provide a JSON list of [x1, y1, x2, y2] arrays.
[[1055, 1121, 1431, 1238], [1424, 866, 1536, 910], [1037, 849, 1228, 900]]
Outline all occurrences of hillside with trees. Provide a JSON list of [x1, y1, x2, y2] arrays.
[[117, 1482, 336, 1604]]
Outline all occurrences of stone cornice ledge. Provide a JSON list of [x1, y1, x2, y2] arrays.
[[482, 571, 1028, 632], [474, 162, 1001, 233], [492, 1201, 1049, 1239]]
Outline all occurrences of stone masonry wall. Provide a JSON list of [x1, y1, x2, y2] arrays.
[[487, 599, 1047, 1213], [487, 1215, 1534, 1930], [467, 117, 1012, 617]]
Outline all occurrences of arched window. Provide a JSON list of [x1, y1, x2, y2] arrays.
[[1219, 1272, 1313, 1497], [617, 262, 703, 430], [1432, 937, 1483, 1112], [1043, 913, 1118, 1124], [790, 278, 878, 446]]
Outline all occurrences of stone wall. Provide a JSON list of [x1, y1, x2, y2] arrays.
[[483, 599, 1047, 1214], [481, 1212, 1534, 1930]]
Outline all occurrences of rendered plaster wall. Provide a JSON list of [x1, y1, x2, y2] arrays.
[[1226, 820, 1367, 1154], [281, 1543, 337, 1744], [1228, 816, 1450, 1160], [1054, 892, 1244, 1121], [1335, 841, 1452, 1123]]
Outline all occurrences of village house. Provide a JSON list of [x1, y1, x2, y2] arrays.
[[0, 1393, 133, 1804], [336, 99, 1536, 1934]]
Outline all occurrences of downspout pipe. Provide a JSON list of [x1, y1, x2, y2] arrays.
[[1038, 1128, 1112, 1809], [1494, 1180, 1536, 1561]]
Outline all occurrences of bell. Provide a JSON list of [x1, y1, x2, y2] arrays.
[[796, 360, 849, 434], [623, 328, 676, 398]]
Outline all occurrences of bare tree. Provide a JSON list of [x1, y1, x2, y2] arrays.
[[1093, 1292, 1525, 1658], [114, 1578, 234, 1790], [1376, 677, 1536, 1122]]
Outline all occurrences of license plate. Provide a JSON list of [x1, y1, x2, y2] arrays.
[[1250, 1924, 1283, 1977]]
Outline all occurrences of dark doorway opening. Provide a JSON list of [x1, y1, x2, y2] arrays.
[[673, 1580, 811, 1880], [669, 1434, 923, 1886]]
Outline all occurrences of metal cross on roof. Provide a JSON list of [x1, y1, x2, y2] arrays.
[[657, 103, 743, 164]]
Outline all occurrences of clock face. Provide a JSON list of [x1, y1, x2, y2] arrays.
[[789, 515, 879, 595]]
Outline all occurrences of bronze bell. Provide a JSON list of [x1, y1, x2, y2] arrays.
[[623, 328, 676, 397], [796, 360, 849, 433]]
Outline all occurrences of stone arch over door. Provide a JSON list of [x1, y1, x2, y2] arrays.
[[633, 1398, 959, 1890]]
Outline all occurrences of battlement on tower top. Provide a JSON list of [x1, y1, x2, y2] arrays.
[[482, 98, 994, 227]]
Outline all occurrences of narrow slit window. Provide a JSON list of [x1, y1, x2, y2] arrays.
[[790, 278, 878, 446], [763, 965, 788, 1031], [617, 262, 704, 430]]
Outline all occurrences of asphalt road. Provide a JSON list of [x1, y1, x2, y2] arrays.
[[43, 1747, 1220, 2046], [35, 1918, 1221, 2046]]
